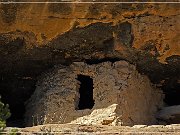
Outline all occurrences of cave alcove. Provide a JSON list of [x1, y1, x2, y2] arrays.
[[162, 78, 180, 106], [0, 59, 179, 127], [0, 76, 37, 128]]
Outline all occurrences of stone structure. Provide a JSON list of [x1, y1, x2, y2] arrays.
[[25, 61, 164, 126]]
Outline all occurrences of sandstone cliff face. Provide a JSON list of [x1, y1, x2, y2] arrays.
[[25, 61, 163, 126], [0, 2, 179, 62], [0, 1, 179, 127]]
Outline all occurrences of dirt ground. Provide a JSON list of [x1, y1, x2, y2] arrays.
[[3, 124, 180, 134]]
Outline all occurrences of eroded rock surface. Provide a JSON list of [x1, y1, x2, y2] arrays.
[[25, 61, 164, 126]]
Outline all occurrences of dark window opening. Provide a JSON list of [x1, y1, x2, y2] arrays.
[[77, 75, 94, 110]]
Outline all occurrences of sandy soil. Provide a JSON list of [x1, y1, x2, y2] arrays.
[[3, 124, 180, 134]]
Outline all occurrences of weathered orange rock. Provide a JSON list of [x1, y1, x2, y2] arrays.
[[0, 2, 179, 62]]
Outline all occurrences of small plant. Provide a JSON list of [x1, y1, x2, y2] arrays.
[[0, 96, 11, 131], [8, 128, 19, 135]]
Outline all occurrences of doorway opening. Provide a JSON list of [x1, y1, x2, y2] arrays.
[[77, 75, 94, 110]]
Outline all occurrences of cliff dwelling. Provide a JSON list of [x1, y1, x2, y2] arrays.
[[0, 1, 179, 132], [25, 61, 164, 126]]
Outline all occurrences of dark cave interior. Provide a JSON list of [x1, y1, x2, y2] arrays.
[[162, 78, 180, 106], [85, 57, 122, 65], [0, 77, 37, 128]]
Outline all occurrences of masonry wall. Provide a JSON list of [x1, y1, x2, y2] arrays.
[[25, 61, 164, 126]]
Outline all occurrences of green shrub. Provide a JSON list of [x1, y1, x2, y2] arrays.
[[8, 128, 19, 135], [0, 96, 11, 131]]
